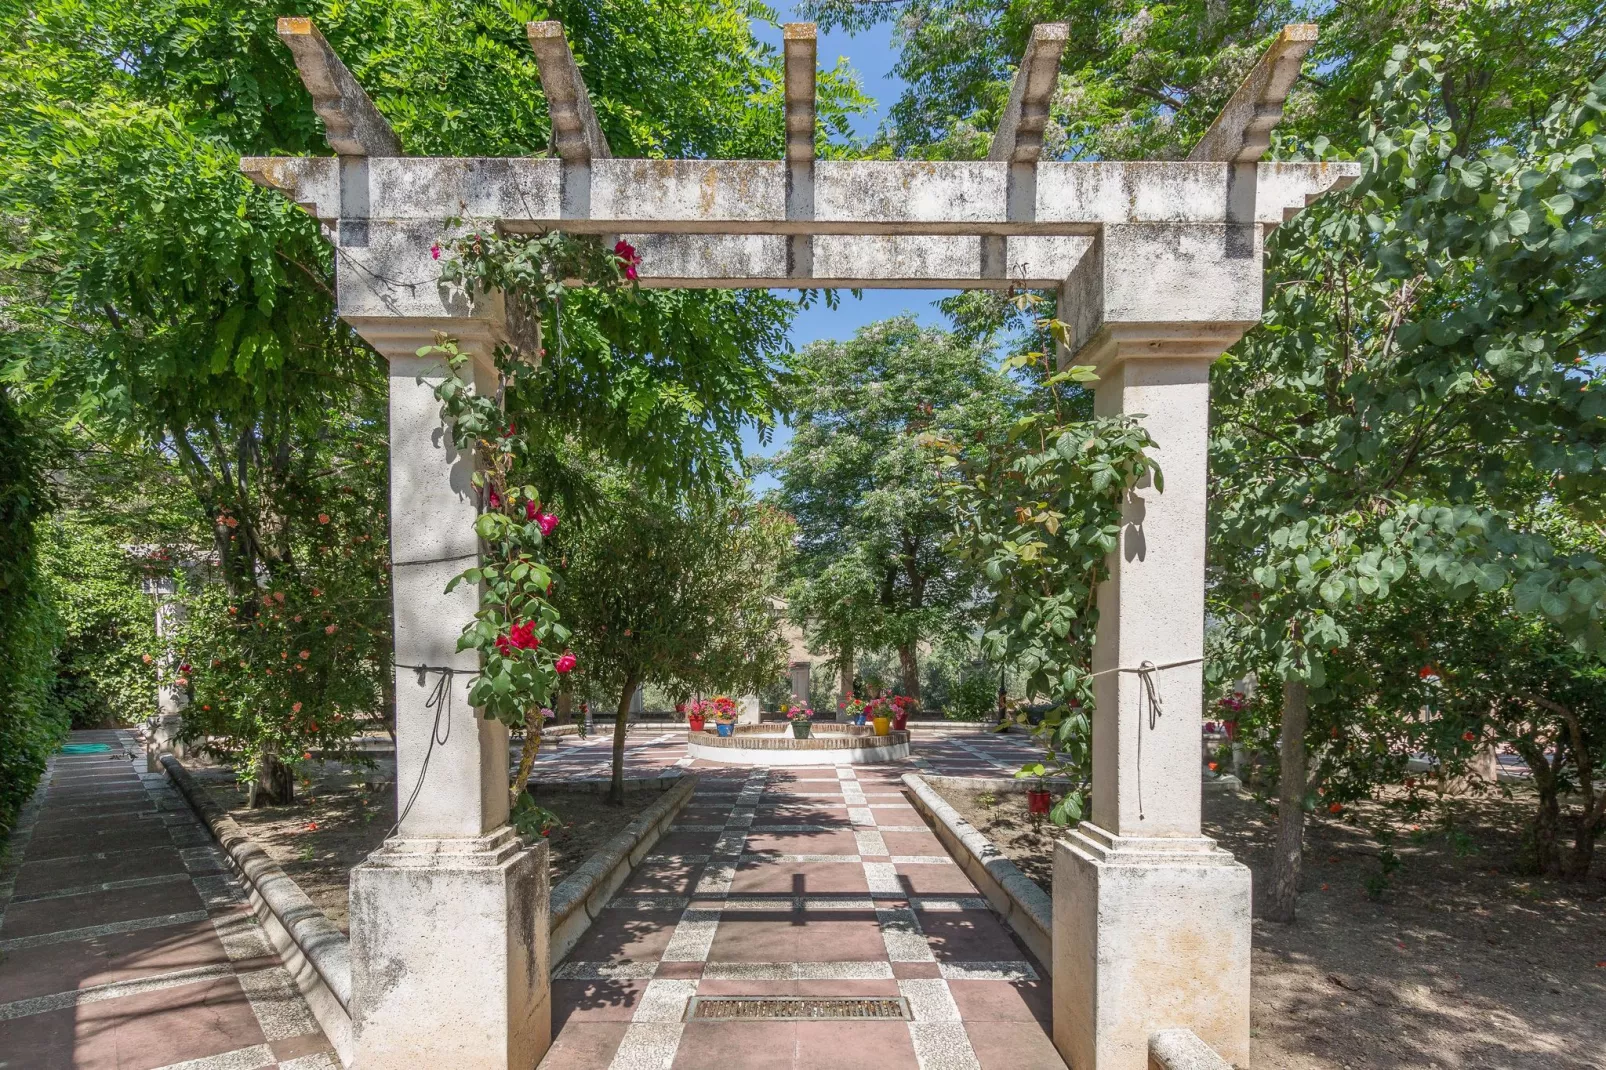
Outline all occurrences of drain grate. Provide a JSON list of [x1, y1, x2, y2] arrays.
[[686, 996, 911, 1022]]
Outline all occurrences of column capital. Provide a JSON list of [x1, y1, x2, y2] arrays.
[[347, 311, 506, 369], [1083, 321, 1249, 379]]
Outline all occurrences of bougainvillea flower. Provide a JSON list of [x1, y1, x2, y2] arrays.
[[526, 500, 538, 520], [535, 511, 559, 536], [555, 651, 577, 674], [292, 701, 303, 713], [430, 244, 442, 260], [488, 487, 502, 509]]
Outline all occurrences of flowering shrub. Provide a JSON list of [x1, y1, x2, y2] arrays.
[[781, 699, 814, 724]]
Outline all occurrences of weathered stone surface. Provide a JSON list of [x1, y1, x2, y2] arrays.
[[1189, 24, 1319, 164], [1148, 1028, 1235, 1070], [1055, 828, 1252, 1070], [527, 22, 610, 163], [350, 829, 549, 1070], [277, 19, 401, 157]]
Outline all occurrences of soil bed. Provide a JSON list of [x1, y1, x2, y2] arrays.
[[933, 782, 1606, 1070], [188, 758, 659, 933]]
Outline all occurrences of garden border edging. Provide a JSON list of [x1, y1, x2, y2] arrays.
[[159, 753, 355, 1065], [900, 771, 1054, 969], [547, 772, 699, 966]]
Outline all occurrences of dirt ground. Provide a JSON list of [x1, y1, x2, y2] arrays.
[[191, 759, 658, 932], [937, 783, 1606, 1070]]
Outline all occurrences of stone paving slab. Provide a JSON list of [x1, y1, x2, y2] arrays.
[[0, 731, 339, 1070]]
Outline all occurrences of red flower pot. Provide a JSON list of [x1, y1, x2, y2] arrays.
[[892, 711, 908, 731], [687, 714, 705, 732], [1223, 719, 1238, 741], [1026, 789, 1052, 816]]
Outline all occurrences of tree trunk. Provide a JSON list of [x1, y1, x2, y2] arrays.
[[1266, 679, 1308, 923], [609, 674, 638, 805], [248, 749, 295, 808], [1531, 783, 1562, 875], [1567, 800, 1605, 880], [898, 643, 920, 705], [839, 648, 855, 720]]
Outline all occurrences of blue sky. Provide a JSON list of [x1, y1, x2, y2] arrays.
[[744, 5, 957, 484]]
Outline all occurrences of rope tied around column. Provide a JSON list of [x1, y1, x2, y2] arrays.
[[388, 663, 478, 835], [1088, 656, 1204, 821]]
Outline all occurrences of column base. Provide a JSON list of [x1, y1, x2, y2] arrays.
[[350, 827, 550, 1070], [1053, 823, 1251, 1069]]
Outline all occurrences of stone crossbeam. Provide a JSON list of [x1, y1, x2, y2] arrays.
[[242, 155, 1356, 235], [276, 18, 401, 157], [1188, 24, 1319, 163], [527, 21, 610, 162], [988, 22, 1068, 164]]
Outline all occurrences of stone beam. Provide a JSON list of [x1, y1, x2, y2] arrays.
[[240, 155, 1358, 233], [988, 23, 1068, 164], [1187, 24, 1318, 163], [784, 22, 817, 279], [527, 21, 610, 162], [276, 18, 401, 157], [784, 23, 817, 168]]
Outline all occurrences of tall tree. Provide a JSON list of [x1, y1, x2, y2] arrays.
[[552, 475, 792, 802], [1210, 49, 1606, 917], [769, 317, 1008, 703]]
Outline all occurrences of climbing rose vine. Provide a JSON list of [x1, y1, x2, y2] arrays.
[[425, 230, 635, 832]]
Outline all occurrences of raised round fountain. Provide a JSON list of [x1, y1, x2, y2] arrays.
[[686, 722, 911, 766]]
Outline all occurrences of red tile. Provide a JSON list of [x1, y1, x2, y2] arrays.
[[0, 917, 229, 1003], [708, 916, 889, 964], [552, 979, 652, 1027], [729, 861, 870, 896], [879, 831, 946, 856], [0, 879, 205, 940], [539, 1022, 630, 1069], [12, 848, 188, 898], [947, 979, 1052, 1025], [891, 862, 977, 895], [917, 910, 1020, 963], [671, 1020, 796, 1068], [964, 1019, 1068, 1069], [564, 911, 682, 962], [795, 1021, 919, 1069]]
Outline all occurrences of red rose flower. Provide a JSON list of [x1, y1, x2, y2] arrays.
[[536, 511, 559, 537], [555, 651, 577, 674]]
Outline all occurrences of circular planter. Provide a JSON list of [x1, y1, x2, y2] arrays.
[[688, 728, 912, 767]]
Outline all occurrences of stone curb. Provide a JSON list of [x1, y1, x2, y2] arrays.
[[548, 774, 699, 967], [1149, 1028, 1233, 1069], [916, 773, 1076, 795], [159, 754, 355, 1062], [900, 772, 1054, 970]]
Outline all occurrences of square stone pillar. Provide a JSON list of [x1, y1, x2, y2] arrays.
[[1053, 225, 1260, 1069], [346, 320, 551, 1070]]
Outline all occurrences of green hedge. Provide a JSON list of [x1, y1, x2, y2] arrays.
[[0, 385, 64, 840]]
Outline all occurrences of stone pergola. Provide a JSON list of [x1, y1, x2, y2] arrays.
[[248, 18, 1355, 1069]]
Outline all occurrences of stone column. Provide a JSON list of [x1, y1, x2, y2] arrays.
[[1052, 225, 1258, 1069], [346, 323, 550, 1070]]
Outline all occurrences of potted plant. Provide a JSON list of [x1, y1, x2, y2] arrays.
[[890, 694, 914, 731], [711, 695, 738, 736], [1216, 694, 1246, 741], [682, 699, 707, 733], [841, 696, 867, 726], [1026, 778, 1053, 816], [785, 703, 814, 739], [866, 697, 892, 737]]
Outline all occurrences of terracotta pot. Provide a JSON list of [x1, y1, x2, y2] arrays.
[[791, 721, 812, 739], [1027, 789, 1052, 816], [871, 716, 891, 737], [687, 714, 705, 732], [715, 722, 734, 737], [892, 710, 909, 731]]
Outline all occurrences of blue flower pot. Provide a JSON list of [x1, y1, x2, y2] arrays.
[[716, 723, 734, 737]]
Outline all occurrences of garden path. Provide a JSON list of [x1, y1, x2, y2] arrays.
[[0, 730, 338, 1070], [538, 749, 1065, 1070]]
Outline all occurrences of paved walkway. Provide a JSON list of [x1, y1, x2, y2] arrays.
[[539, 758, 1065, 1070], [2, 728, 1058, 1069], [0, 730, 337, 1070]]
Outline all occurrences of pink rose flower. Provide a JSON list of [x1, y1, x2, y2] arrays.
[[555, 651, 577, 674]]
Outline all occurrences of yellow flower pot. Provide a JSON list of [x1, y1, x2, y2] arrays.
[[871, 716, 891, 737]]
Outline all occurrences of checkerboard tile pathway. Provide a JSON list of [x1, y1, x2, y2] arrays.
[[0, 730, 339, 1070], [539, 761, 1067, 1070]]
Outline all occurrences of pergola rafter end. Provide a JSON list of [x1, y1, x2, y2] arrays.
[[527, 21, 611, 163], [275, 17, 402, 158], [1187, 23, 1319, 164], [989, 22, 1069, 165]]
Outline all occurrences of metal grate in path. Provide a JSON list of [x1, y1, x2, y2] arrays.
[[686, 996, 911, 1022]]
